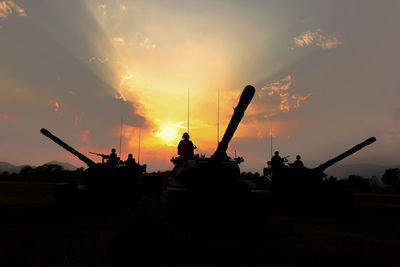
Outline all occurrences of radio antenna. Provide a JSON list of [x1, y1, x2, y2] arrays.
[[138, 128, 141, 164], [187, 88, 190, 134], [270, 125, 273, 159], [217, 88, 220, 145], [119, 115, 123, 158]]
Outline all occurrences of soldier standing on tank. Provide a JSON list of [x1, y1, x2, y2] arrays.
[[292, 155, 305, 169], [178, 132, 197, 157], [107, 148, 119, 165], [271, 151, 284, 169], [125, 153, 137, 166]]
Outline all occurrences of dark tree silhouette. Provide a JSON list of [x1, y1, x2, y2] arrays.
[[347, 175, 370, 193], [382, 168, 400, 187]]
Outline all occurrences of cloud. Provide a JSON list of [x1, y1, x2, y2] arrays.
[[99, 4, 107, 16], [292, 29, 343, 50], [0, 112, 16, 124], [0, 0, 150, 167], [253, 75, 311, 119], [88, 56, 109, 64], [48, 100, 60, 114], [0, 0, 26, 19], [74, 112, 83, 126], [113, 37, 126, 46], [76, 129, 90, 143], [139, 37, 156, 49]]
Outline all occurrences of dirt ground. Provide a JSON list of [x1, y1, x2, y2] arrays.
[[0, 182, 399, 266]]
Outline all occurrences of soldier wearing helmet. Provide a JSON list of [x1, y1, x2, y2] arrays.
[[107, 148, 119, 165], [271, 151, 284, 169], [292, 155, 305, 169], [178, 132, 197, 157], [125, 153, 137, 166]]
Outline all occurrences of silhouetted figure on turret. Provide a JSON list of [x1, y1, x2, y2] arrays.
[[178, 132, 197, 157], [107, 148, 119, 165], [291, 155, 305, 170], [271, 151, 284, 169], [125, 153, 137, 166]]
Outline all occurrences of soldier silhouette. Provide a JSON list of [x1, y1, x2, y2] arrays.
[[292, 155, 305, 169], [178, 132, 197, 157], [125, 153, 137, 166], [271, 151, 284, 168], [107, 148, 119, 165]]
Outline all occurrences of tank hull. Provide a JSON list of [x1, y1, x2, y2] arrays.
[[263, 137, 376, 212], [40, 128, 162, 208]]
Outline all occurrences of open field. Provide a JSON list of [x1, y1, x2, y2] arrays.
[[0, 182, 399, 266]]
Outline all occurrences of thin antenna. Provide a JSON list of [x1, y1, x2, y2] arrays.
[[217, 88, 220, 145], [187, 88, 190, 134], [119, 116, 123, 158], [266, 126, 269, 161], [270, 125, 273, 159], [138, 128, 141, 164]]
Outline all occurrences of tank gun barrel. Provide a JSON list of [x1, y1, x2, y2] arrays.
[[213, 85, 255, 160], [314, 137, 376, 172], [40, 128, 96, 168]]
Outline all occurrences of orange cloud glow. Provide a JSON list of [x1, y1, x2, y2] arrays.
[[0, 0, 26, 19], [48, 100, 60, 114], [76, 129, 90, 143], [113, 37, 126, 46], [261, 75, 312, 114], [0, 112, 16, 124], [292, 29, 343, 50]]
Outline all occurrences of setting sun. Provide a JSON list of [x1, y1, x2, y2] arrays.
[[155, 125, 179, 144]]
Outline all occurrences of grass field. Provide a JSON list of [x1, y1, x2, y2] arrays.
[[0, 182, 399, 266]]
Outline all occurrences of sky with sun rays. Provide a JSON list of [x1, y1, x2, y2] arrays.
[[1, 0, 400, 173]]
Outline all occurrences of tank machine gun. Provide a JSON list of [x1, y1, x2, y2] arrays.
[[168, 85, 270, 225], [263, 137, 376, 210], [40, 128, 159, 207], [89, 152, 118, 164]]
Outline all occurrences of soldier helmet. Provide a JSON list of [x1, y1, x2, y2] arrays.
[[182, 132, 190, 139], [296, 155, 301, 160]]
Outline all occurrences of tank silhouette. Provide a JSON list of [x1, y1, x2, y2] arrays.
[[263, 137, 376, 210], [40, 128, 161, 207], [168, 85, 270, 226]]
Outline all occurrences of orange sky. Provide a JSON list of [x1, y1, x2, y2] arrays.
[[1, 0, 399, 174]]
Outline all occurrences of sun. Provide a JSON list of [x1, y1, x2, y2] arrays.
[[155, 124, 179, 143]]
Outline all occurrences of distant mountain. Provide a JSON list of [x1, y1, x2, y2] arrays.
[[0, 162, 28, 174], [325, 163, 399, 179], [0, 161, 78, 174], [45, 161, 78, 171]]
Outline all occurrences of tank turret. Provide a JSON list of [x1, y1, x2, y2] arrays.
[[263, 137, 377, 211], [213, 85, 255, 160], [170, 85, 255, 183], [40, 128, 161, 207], [168, 85, 270, 227], [40, 128, 96, 168], [313, 137, 376, 173]]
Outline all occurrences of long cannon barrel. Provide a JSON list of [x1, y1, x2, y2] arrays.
[[40, 128, 96, 168], [213, 85, 255, 159], [314, 137, 376, 172]]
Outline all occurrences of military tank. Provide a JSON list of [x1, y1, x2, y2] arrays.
[[40, 128, 162, 208], [263, 137, 376, 211], [168, 85, 270, 226]]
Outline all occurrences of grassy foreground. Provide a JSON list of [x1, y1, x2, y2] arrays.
[[0, 182, 399, 266]]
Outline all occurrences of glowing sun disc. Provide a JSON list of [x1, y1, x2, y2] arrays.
[[155, 125, 178, 142]]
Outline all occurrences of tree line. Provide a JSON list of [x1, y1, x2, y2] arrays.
[[1, 164, 400, 194]]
